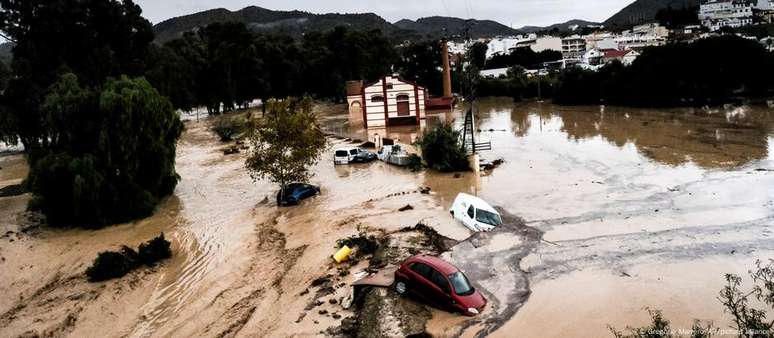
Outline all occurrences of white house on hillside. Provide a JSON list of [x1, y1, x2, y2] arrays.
[[561, 35, 586, 59], [700, 0, 754, 31]]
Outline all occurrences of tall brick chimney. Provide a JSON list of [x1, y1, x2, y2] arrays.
[[441, 39, 452, 98]]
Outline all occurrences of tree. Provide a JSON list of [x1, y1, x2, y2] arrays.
[[398, 41, 443, 95], [0, 60, 8, 92], [245, 97, 326, 196], [468, 41, 488, 70], [26, 73, 182, 227], [417, 123, 470, 172], [0, 0, 154, 159], [610, 308, 715, 338]]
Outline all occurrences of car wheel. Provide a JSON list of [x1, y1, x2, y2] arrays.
[[395, 281, 407, 295]]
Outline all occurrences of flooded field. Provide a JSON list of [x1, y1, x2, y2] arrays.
[[1, 98, 773, 337]]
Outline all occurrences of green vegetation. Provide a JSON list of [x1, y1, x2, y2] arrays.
[[417, 123, 470, 172], [612, 260, 774, 337], [212, 114, 250, 142], [476, 66, 556, 100], [0, 1, 182, 228], [148, 24, 398, 113], [731, 23, 774, 40], [396, 40, 444, 96], [554, 36, 774, 107], [245, 97, 326, 193], [655, 5, 699, 29], [86, 233, 172, 282], [152, 6, 519, 44], [26, 74, 182, 227], [610, 309, 715, 338], [407, 154, 423, 172]]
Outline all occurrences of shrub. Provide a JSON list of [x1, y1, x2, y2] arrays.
[[86, 247, 138, 282], [85, 233, 172, 282], [407, 154, 423, 172], [212, 115, 247, 142], [138, 233, 172, 266], [416, 123, 470, 172], [612, 260, 774, 337], [337, 233, 380, 256]]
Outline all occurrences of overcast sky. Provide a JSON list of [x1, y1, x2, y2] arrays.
[[134, 0, 635, 27]]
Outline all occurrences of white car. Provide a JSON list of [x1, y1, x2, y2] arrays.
[[334, 147, 376, 165], [449, 193, 502, 232]]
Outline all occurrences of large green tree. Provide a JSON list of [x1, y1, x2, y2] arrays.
[[397, 41, 444, 96], [0, 0, 154, 158], [27, 73, 182, 227], [245, 97, 326, 194]]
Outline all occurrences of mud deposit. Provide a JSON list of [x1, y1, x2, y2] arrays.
[[2, 99, 774, 337]]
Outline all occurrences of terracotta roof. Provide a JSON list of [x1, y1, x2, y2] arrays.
[[603, 49, 629, 58]]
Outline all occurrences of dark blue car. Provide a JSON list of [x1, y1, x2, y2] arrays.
[[276, 183, 320, 206]]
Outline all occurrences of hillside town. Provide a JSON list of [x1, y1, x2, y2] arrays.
[[459, 0, 774, 78]]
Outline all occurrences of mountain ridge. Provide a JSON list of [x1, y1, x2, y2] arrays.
[[604, 0, 702, 27]]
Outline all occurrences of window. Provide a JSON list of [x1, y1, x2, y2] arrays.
[[429, 269, 450, 293], [448, 272, 474, 295], [467, 205, 475, 219], [476, 209, 503, 226], [371, 95, 384, 103], [409, 262, 431, 278], [335, 150, 348, 157], [396, 94, 410, 102], [349, 149, 358, 155], [385, 83, 393, 89]]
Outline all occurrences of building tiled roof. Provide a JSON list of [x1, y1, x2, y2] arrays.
[[603, 49, 629, 58]]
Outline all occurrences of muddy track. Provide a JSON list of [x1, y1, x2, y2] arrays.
[[198, 213, 307, 338], [1, 272, 113, 338], [440, 209, 543, 338]]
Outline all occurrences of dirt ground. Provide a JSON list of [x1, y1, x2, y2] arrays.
[[0, 112, 484, 338], [2, 99, 774, 337]]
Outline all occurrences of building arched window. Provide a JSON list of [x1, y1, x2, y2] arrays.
[[371, 95, 384, 103]]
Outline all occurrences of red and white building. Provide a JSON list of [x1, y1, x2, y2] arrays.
[[346, 75, 428, 128]]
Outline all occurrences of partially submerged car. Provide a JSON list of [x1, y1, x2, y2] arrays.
[[276, 183, 320, 206], [334, 147, 377, 165], [377, 144, 412, 166], [394, 254, 486, 316], [449, 193, 502, 232]]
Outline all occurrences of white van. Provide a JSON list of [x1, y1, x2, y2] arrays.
[[334, 147, 376, 165], [449, 193, 502, 232]]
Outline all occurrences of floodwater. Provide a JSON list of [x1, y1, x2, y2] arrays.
[[425, 98, 774, 337], [2, 98, 774, 337], [322, 97, 774, 336]]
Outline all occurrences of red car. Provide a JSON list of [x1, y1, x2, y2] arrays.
[[394, 254, 487, 316]]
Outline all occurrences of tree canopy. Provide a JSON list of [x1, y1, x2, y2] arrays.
[[554, 35, 774, 107], [0, 0, 154, 157], [27, 74, 182, 227], [147, 25, 400, 114], [245, 97, 326, 191]]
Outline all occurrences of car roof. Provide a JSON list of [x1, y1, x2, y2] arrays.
[[335, 147, 358, 151], [410, 254, 460, 275], [454, 193, 499, 214]]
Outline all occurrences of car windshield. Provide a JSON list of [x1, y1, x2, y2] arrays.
[[335, 150, 348, 157], [475, 209, 502, 226], [448, 272, 474, 295]]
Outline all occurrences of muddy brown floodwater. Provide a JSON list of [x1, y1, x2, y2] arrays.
[[1, 98, 774, 337]]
